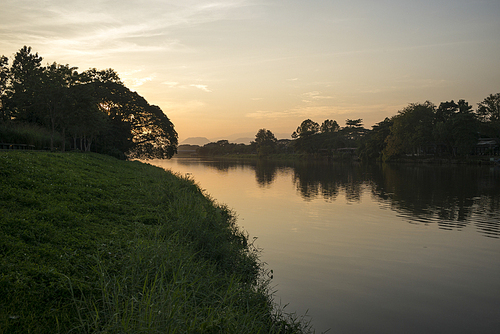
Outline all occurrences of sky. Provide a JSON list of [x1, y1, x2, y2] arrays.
[[1, 0, 499, 141]]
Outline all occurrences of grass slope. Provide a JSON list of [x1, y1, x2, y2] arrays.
[[0, 152, 310, 333]]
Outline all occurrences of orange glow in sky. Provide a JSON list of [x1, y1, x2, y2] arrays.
[[1, 0, 499, 141]]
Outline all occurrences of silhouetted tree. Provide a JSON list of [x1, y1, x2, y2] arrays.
[[292, 119, 319, 139], [435, 100, 458, 123], [41, 63, 80, 151], [358, 117, 393, 161], [383, 102, 436, 160], [320, 119, 340, 133], [342, 118, 366, 142], [477, 93, 500, 123], [1, 46, 178, 158], [255, 128, 277, 157], [0, 55, 9, 120], [9, 46, 45, 124]]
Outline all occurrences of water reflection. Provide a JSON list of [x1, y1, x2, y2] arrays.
[[255, 160, 280, 187], [172, 158, 500, 238], [176, 158, 281, 187], [153, 157, 500, 333], [291, 161, 500, 238], [291, 162, 368, 202], [271, 160, 500, 238], [260, 162, 500, 238], [370, 164, 500, 238], [176, 158, 252, 173]]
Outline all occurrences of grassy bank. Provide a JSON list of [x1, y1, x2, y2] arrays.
[[0, 152, 311, 333]]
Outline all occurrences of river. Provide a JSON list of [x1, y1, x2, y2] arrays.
[[148, 157, 500, 334]]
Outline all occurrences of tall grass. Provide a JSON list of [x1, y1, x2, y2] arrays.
[[0, 151, 312, 333], [0, 122, 63, 149]]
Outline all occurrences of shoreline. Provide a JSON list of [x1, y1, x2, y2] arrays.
[[0, 151, 312, 334], [179, 152, 499, 165]]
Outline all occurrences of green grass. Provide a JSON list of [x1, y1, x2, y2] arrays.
[[0, 151, 312, 333]]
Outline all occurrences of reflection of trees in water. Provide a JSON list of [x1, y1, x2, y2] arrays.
[[470, 196, 500, 238], [176, 158, 253, 173], [177, 158, 281, 187], [289, 160, 500, 237], [254, 160, 279, 187], [176, 157, 500, 238], [291, 162, 369, 202], [371, 164, 500, 238]]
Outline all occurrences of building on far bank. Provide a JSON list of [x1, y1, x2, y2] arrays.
[[475, 138, 500, 156]]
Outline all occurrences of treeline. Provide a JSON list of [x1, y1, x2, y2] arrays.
[[0, 46, 178, 159], [360, 98, 500, 161], [194, 95, 500, 161], [191, 121, 365, 158]]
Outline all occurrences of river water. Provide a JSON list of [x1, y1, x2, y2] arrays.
[[148, 157, 500, 334]]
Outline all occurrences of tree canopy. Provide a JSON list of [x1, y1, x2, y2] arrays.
[[0, 46, 178, 159], [477, 93, 500, 123], [292, 119, 320, 139], [288, 94, 500, 161], [255, 128, 277, 156]]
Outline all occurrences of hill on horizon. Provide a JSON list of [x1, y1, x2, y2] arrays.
[[181, 132, 292, 146], [180, 137, 210, 145]]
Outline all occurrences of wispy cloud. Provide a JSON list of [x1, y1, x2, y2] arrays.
[[0, 0, 253, 59], [162, 81, 180, 88], [161, 81, 212, 92], [246, 103, 360, 120], [125, 76, 156, 88], [245, 110, 292, 119], [190, 84, 212, 92], [118, 69, 157, 89], [301, 91, 334, 103]]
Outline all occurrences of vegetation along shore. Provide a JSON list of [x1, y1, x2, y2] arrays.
[[0, 151, 312, 333], [181, 97, 500, 163]]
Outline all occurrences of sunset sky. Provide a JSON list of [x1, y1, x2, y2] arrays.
[[1, 0, 499, 141]]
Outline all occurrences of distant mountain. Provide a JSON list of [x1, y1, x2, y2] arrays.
[[181, 131, 292, 147], [181, 137, 210, 145], [231, 137, 254, 145], [210, 132, 291, 144]]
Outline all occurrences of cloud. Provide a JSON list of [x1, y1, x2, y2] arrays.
[[246, 103, 361, 120], [190, 84, 212, 92], [125, 76, 156, 88], [161, 81, 211, 92], [300, 91, 335, 103], [245, 108, 310, 119], [0, 0, 252, 60], [162, 81, 180, 88], [245, 110, 290, 119]]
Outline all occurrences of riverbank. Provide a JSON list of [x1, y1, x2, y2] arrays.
[[190, 153, 352, 163], [384, 155, 500, 165], [0, 152, 311, 333], [194, 153, 499, 165]]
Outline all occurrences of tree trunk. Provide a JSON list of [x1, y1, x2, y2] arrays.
[[61, 127, 66, 152], [50, 118, 55, 151]]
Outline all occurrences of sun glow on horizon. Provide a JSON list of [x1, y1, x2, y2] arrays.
[[1, 0, 499, 141]]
